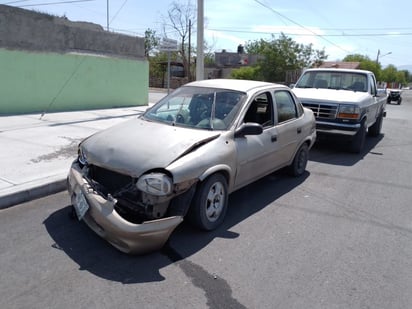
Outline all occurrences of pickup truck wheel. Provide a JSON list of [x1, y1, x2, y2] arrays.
[[288, 143, 309, 177], [187, 173, 228, 231], [398, 98, 402, 105], [368, 112, 383, 137], [350, 120, 366, 153]]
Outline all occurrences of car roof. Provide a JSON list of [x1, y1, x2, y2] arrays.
[[303, 68, 372, 75], [184, 79, 288, 93]]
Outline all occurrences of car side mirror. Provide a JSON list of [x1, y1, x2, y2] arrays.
[[234, 123, 263, 138], [289, 83, 295, 89]]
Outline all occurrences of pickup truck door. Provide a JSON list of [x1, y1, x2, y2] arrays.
[[368, 74, 380, 124]]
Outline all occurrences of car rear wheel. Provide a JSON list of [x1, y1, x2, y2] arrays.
[[187, 173, 228, 231], [288, 143, 309, 177]]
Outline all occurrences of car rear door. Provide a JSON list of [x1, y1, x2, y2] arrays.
[[272, 89, 305, 164]]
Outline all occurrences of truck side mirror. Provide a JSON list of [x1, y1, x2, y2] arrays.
[[376, 89, 387, 97]]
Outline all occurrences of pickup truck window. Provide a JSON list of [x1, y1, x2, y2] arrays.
[[369, 75, 377, 95], [296, 71, 368, 92]]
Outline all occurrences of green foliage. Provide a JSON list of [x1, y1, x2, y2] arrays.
[[245, 33, 327, 82], [148, 52, 171, 78], [231, 66, 262, 80], [401, 70, 412, 83], [343, 54, 381, 79], [374, 64, 408, 85], [204, 52, 215, 66], [343, 53, 410, 85], [144, 28, 160, 57]]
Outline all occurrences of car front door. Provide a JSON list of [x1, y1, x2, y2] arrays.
[[234, 91, 281, 190]]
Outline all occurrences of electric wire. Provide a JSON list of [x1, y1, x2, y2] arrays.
[[253, 0, 349, 53], [109, 0, 128, 26], [15, 0, 95, 7]]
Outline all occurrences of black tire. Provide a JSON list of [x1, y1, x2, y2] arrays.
[[350, 120, 366, 153], [288, 143, 309, 177], [187, 174, 228, 231], [398, 98, 402, 105], [368, 112, 383, 137]]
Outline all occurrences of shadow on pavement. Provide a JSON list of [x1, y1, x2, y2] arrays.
[[309, 134, 384, 166], [43, 171, 309, 284]]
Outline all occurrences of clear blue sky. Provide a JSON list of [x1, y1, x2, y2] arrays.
[[4, 0, 411, 68]]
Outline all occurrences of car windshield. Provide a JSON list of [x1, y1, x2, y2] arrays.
[[143, 86, 246, 130], [295, 71, 368, 92]]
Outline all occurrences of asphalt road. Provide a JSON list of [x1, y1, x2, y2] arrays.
[[2, 91, 412, 309]]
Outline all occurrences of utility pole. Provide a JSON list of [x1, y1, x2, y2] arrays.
[[376, 49, 392, 64], [106, 0, 109, 31], [188, 19, 191, 81], [196, 0, 204, 81]]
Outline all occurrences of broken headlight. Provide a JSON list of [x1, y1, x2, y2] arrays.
[[136, 173, 173, 196], [78, 146, 88, 165]]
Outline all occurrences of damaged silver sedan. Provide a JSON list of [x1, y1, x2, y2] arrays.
[[67, 79, 316, 254]]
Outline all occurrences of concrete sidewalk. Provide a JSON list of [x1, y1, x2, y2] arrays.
[[0, 91, 166, 209]]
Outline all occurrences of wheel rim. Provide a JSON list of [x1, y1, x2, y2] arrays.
[[205, 182, 225, 222]]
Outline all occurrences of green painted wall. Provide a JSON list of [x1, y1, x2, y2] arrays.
[[0, 48, 148, 114]]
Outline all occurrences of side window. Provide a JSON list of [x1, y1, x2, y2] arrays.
[[243, 92, 273, 127], [274, 90, 298, 123], [369, 75, 376, 95]]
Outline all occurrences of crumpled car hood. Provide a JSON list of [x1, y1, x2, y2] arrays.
[[292, 88, 369, 103], [80, 117, 220, 177]]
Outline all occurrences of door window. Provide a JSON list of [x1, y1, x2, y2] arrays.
[[243, 92, 273, 128], [274, 90, 298, 123]]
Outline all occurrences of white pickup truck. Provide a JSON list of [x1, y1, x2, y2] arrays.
[[292, 68, 387, 153]]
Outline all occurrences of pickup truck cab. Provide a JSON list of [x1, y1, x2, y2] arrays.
[[292, 68, 387, 153]]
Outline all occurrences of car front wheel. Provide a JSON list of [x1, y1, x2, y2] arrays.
[[187, 173, 228, 231], [349, 119, 366, 153], [368, 111, 383, 137]]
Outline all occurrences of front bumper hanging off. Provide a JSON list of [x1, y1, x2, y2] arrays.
[[67, 163, 183, 254]]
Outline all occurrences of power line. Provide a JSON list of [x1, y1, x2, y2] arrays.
[[109, 0, 128, 26], [252, 0, 349, 53], [207, 28, 412, 37], [16, 0, 95, 7], [3, 0, 31, 4]]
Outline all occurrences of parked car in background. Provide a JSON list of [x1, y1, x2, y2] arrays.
[[292, 68, 387, 153], [387, 89, 402, 105], [67, 79, 316, 254]]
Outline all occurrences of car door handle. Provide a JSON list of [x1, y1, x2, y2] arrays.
[[271, 135, 277, 142], [297, 128, 302, 134]]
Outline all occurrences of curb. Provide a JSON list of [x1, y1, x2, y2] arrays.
[[0, 178, 67, 210]]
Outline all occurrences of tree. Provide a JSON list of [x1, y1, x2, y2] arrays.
[[162, 0, 196, 79], [144, 28, 160, 57], [342, 54, 381, 80], [231, 66, 262, 80], [148, 52, 169, 79], [244, 33, 327, 82], [382, 66, 407, 86], [400, 70, 411, 84]]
